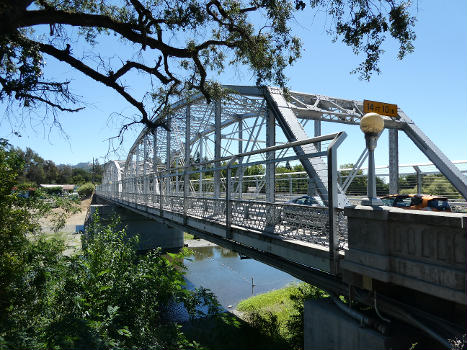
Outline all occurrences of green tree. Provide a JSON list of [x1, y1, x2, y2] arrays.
[[0, 139, 78, 332], [72, 167, 91, 184], [77, 182, 95, 198], [2, 1, 416, 135], [340, 163, 388, 196], [57, 165, 73, 184], [0, 139, 220, 349], [43, 160, 59, 183]]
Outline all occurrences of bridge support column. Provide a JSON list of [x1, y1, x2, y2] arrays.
[[388, 129, 399, 194], [214, 100, 221, 199], [88, 203, 183, 252], [308, 120, 321, 196], [184, 105, 191, 218], [266, 109, 276, 227]]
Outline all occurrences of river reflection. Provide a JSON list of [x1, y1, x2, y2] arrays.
[[184, 245, 298, 308]]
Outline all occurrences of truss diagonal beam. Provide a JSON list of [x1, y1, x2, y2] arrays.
[[264, 86, 350, 207], [399, 111, 467, 200]]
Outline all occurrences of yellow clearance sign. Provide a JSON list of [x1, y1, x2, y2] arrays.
[[363, 100, 398, 118]]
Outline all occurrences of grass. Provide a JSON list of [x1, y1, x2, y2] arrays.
[[236, 282, 328, 347], [183, 284, 313, 349], [237, 284, 301, 339], [183, 232, 195, 240], [42, 230, 82, 256], [237, 283, 301, 325]]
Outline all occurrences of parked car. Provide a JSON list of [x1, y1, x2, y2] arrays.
[[280, 195, 326, 224], [380, 194, 451, 212], [286, 195, 324, 207]]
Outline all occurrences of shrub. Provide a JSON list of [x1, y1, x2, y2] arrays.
[[43, 186, 63, 196], [2, 210, 219, 349], [77, 182, 94, 198]]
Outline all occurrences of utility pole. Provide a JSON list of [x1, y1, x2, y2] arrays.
[[91, 157, 95, 184]]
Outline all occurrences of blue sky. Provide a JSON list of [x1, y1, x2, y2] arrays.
[[1, 1, 466, 168]]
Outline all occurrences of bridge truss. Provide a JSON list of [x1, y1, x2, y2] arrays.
[[97, 85, 467, 347], [98, 85, 466, 271], [100, 84, 466, 206]]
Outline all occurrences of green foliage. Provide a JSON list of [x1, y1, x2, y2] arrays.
[[184, 232, 195, 240], [1, 1, 416, 134], [2, 211, 220, 349], [340, 163, 389, 196], [245, 164, 265, 176], [184, 312, 289, 350], [237, 283, 327, 350], [11, 145, 103, 185], [286, 284, 328, 350], [34, 213, 218, 350], [77, 182, 95, 198], [0, 140, 219, 349], [43, 186, 63, 195], [0, 139, 78, 339], [398, 174, 461, 198], [422, 175, 460, 198]]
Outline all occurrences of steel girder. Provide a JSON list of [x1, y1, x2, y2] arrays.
[[117, 85, 466, 203]]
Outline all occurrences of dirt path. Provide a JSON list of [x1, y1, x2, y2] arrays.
[[41, 198, 92, 255]]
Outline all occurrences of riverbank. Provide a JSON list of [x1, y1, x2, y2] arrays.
[[183, 282, 323, 350], [40, 197, 91, 255], [184, 235, 217, 248]]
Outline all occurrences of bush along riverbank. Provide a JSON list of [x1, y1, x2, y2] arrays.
[[182, 283, 328, 350], [236, 283, 328, 350]]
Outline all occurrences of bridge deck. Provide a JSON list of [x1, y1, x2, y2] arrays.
[[103, 192, 347, 246], [97, 191, 348, 275]]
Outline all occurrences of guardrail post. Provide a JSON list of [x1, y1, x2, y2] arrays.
[[225, 156, 238, 239], [184, 105, 191, 222], [159, 172, 163, 216], [288, 174, 292, 196], [226, 167, 232, 238], [328, 144, 339, 274], [413, 166, 422, 195]]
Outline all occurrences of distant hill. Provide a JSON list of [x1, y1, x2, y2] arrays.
[[57, 162, 91, 169], [73, 162, 92, 170]]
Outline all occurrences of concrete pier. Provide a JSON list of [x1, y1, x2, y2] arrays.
[[304, 299, 427, 350], [86, 202, 183, 252]]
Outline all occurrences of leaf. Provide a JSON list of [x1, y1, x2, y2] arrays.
[[97, 268, 110, 277], [107, 305, 119, 316], [99, 285, 112, 292], [117, 327, 132, 337]]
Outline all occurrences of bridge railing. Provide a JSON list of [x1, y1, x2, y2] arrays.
[[178, 162, 467, 211], [97, 132, 348, 273]]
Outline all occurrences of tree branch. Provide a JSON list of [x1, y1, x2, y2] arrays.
[[29, 38, 149, 122]]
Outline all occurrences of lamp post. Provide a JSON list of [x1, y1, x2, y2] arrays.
[[360, 113, 384, 206]]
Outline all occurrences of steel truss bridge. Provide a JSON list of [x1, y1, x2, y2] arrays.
[[97, 84, 466, 272], [96, 86, 466, 345]]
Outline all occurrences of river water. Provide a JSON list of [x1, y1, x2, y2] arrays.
[[184, 244, 298, 308]]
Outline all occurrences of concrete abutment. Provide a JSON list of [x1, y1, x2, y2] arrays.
[[86, 197, 183, 251]]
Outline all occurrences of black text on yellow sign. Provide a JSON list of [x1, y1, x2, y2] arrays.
[[363, 100, 398, 118]]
